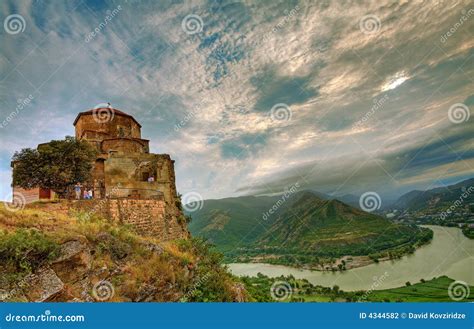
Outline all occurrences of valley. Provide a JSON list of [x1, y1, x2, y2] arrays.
[[188, 191, 433, 269], [241, 274, 474, 302], [229, 226, 474, 291], [382, 178, 474, 239]]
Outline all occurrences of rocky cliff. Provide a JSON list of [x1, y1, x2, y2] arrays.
[[0, 203, 246, 302]]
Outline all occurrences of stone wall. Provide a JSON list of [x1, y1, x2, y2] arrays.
[[73, 108, 177, 210], [12, 187, 56, 203], [31, 199, 188, 241], [75, 112, 141, 140], [107, 199, 186, 240], [12, 187, 40, 203], [104, 153, 178, 204], [101, 138, 149, 154]]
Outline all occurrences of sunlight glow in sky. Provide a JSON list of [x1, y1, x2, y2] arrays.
[[380, 72, 410, 92], [0, 0, 473, 201]]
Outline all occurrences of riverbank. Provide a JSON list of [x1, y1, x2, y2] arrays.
[[232, 225, 434, 272], [241, 274, 473, 302], [228, 226, 474, 291], [237, 254, 386, 271]]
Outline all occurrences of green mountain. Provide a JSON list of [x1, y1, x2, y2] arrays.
[[254, 192, 423, 254], [392, 178, 474, 212], [188, 191, 432, 265], [333, 193, 360, 208], [187, 195, 279, 249]]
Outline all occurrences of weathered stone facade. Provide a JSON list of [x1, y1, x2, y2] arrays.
[[108, 199, 186, 239], [73, 107, 186, 239], [11, 187, 53, 203], [103, 153, 177, 203], [68, 199, 187, 240], [74, 107, 178, 204], [14, 106, 188, 241]]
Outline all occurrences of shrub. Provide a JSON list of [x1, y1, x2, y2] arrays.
[[97, 237, 130, 260], [177, 238, 237, 302], [0, 229, 59, 281]]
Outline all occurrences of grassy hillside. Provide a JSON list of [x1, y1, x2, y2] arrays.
[[189, 191, 432, 266], [251, 192, 432, 260], [362, 276, 473, 302], [242, 274, 473, 302], [188, 195, 280, 250], [0, 203, 246, 302]]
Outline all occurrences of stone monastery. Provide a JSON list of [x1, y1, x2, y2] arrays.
[[11, 105, 188, 240]]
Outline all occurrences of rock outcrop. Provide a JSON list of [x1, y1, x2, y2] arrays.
[[0, 203, 247, 302]]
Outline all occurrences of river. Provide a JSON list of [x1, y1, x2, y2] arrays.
[[228, 225, 474, 291]]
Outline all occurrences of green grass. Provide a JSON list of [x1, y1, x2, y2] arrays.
[[188, 195, 280, 251], [0, 229, 60, 286], [190, 191, 433, 266], [363, 276, 474, 302], [241, 274, 473, 302], [0, 204, 246, 302]]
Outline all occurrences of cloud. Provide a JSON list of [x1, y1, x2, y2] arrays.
[[251, 66, 321, 112], [0, 0, 473, 200]]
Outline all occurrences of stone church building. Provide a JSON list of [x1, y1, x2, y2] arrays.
[[13, 106, 178, 205], [11, 105, 187, 240], [74, 107, 178, 204]]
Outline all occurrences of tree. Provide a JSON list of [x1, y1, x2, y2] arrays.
[[12, 136, 97, 196]]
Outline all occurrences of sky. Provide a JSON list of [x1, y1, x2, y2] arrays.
[[0, 0, 473, 203]]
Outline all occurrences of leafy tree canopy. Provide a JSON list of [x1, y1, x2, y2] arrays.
[[12, 136, 97, 195]]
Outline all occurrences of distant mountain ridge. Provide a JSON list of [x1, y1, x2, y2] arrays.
[[187, 190, 432, 265], [391, 178, 474, 212], [333, 193, 360, 208]]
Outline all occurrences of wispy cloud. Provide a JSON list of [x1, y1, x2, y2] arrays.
[[0, 0, 473, 201]]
